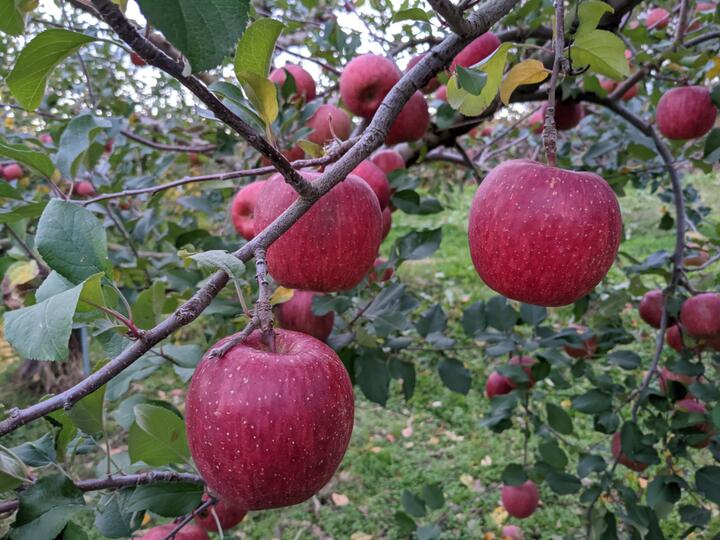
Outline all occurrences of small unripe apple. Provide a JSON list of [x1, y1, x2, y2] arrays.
[[468, 160, 622, 306], [186, 329, 354, 511], [381, 206, 392, 240], [2, 163, 23, 181], [269, 63, 317, 102], [599, 78, 638, 101], [675, 398, 714, 448], [563, 325, 598, 359], [502, 524, 524, 540], [307, 104, 352, 146], [406, 53, 440, 93], [193, 494, 247, 532], [638, 289, 666, 329], [352, 160, 391, 210], [254, 171, 382, 292], [683, 243, 710, 267], [368, 257, 394, 284], [276, 290, 334, 342], [73, 181, 96, 197], [542, 100, 584, 131], [501, 480, 539, 519], [450, 32, 501, 72], [485, 371, 512, 398], [680, 292, 720, 338], [130, 52, 147, 67], [385, 91, 430, 145], [656, 86, 717, 140], [611, 432, 648, 472], [230, 180, 266, 241], [371, 150, 405, 174], [507, 356, 535, 389], [340, 54, 401, 118], [139, 523, 209, 539], [645, 7, 670, 29]]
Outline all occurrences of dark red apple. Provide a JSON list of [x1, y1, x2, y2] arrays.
[[611, 432, 648, 472], [72, 181, 96, 197], [501, 480, 539, 519], [130, 52, 147, 67], [253, 171, 382, 292], [269, 63, 317, 102], [352, 160, 391, 209], [307, 104, 352, 146], [675, 398, 714, 448], [468, 160, 622, 306], [381, 206, 392, 240], [406, 53, 440, 93], [340, 54, 401, 118], [507, 356, 535, 389], [368, 257, 394, 284], [138, 523, 209, 539], [276, 290, 334, 341], [385, 91, 430, 145], [485, 371, 512, 398], [645, 7, 670, 29], [185, 329, 354, 510], [600, 78, 638, 101], [656, 86, 717, 140], [639, 289, 665, 329], [542, 100, 584, 131], [680, 292, 720, 338], [563, 325, 598, 358], [194, 494, 246, 532], [502, 525, 524, 540], [261, 145, 306, 167], [104, 139, 113, 153], [371, 150, 405, 174], [450, 32, 501, 72], [231, 180, 266, 241], [2, 163, 22, 181], [665, 325, 687, 353]]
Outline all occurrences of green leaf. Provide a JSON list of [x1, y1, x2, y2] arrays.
[[355, 349, 390, 406], [438, 358, 471, 395], [455, 66, 488, 96], [36, 270, 104, 313], [189, 249, 246, 309], [68, 381, 105, 436], [422, 483, 445, 510], [679, 505, 710, 527], [695, 466, 720, 505], [394, 511, 417, 534], [393, 228, 442, 260], [0, 139, 55, 177], [572, 390, 613, 414], [234, 18, 284, 127], [546, 403, 574, 435], [520, 303, 547, 326], [446, 43, 511, 116], [132, 280, 166, 330], [136, 0, 250, 72], [416, 304, 447, 337], [36, 199, 109, 284], [54, 113, 112, 179], [61, 522, 88, 540], [391, 7, 430, 23], [462, 301, 487, 337], [94, 490, 145, 538], [572, 30, 630, 81], [501, 463, 528, 486], [416, 524, 442, 540], [486, 296, 517, 331], [127, 404, 189, 466], [576, 0, 614, 35], [545, 471, 581, 494], [540, 441, 568, 470], [125, 483, 202, 517], [401, 489, 426, 518], [6, 29, 97, 110], [0, 0, 25, 36], [0, 445, 28, 491], [703, 128, 720, 162], [608, 350, 641, 370], [0, 180, 22, 200], [0, 202, 46, 224], [46, 409, 77, 461]]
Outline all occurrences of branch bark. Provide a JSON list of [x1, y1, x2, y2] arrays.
[[120, 130, 217, 153]]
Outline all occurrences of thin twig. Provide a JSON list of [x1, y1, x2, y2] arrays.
[[543, 0, 565, 167], [4, 226, 50, 277], [162, 497, 217, 540], [453, 140, 483, 183]]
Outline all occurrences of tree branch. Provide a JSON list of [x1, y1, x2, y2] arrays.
[[120, 130, 217, 153], [684, 30, 720, 47], [543, 0, 565, 167], [428, 0, 472, 36]]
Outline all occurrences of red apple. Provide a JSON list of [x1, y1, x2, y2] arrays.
[[138, 523, 209, 539], [269, 63, 317, 102], [563, 325, 598, 358], [253, 171, 382, 292], [450, 32, 501, 72], [186, 329, 354, 510], [656, 86, 717, 140], [276, 290, 334, 342], [260, 145, 306, 166], [468, 160, 622, 306], [527, 109, 543, 134], [645, 7, 670, 29], [352, 160, 391, 209], [72, 181, 96, 197], [104, 139, 113, 153], [659, 365, 698, 393], [502, 525, 524, 540], [130, 52, 147, 67], [385, 91, 430, 145], [542, 100, 584, 131], [639, 289, 666, 329], [371, 150, 405, 174], [189, 152, 200, 165], [340, 54, 401, 118], [368, 257, 394, 284], [435, 85, 448, 102], [231, 180, 266, 241], [481, 125, 494, 137], [406, 53, 440, 93], [194, 494, 246, 532], [666, 325, 688, 353], [507, 356, 535, 389], [307, 104, 352, 146], [485, 371, 512, 398], [675, 398, 714, 448], [600, 78, 638, 101], [382, 206, 392, 240], [2, 163, 22, 181], [611, 432, 649, 472], [39, 133, 53, 144], [683, 244, 710, 267], [680, 292, 720, 338], [501, 480, 539, 519]]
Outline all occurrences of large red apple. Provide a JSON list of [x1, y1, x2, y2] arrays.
[[276, 290, 334, 342], [656, 86, 717, 140], [406, 53, 440, 93], [542, 100, 584, 131], [352, 160, 391, 209], [231, 180, 266, 241], [450, 32, 501, 72], [680, 292, 720, 338], [270, 63, 317, 102], [502, 525, 524, 540], [72, 181, 96, 197], [675, 398, 714, 448], [382, 206, 392, 240], [3, 163, 22, 181], [371, 150, 405, 174], [339, 54, 401, 118], [194, 494, 246, 532], [385, 91, 430, 145], [645, 7, 670, 29], [501, 480, 539, 519], [307, 104, 352, 146], [485, 371, 512, 398], [468, 160, 622, 306], [639, 289, 665, 329], [253, 171, 382, 292], [611, 432, 648, 472], [139, 523, 209, 539], [185, 329, 354, 510], [563, 325, 598, 359]]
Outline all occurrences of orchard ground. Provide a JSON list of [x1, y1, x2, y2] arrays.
[[1, 172, 719, 539]]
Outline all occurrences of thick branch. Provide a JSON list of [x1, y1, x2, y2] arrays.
[[684, 30, 720, 47]]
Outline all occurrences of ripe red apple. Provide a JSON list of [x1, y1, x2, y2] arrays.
[[139, 523, 209, 540], [368, 257, 394, 284], [639, 289, 666, 329], [563, 325, 598, 359], [352, 160, 391, 209], [385, 91, 430, 145], [253, 171, 382, 292], [675, 398, 714, 448], [507, 356, 535, 389], [194, 494, 247, 532], [645, 7, 670, 29], [542, 100, 584, 131], [665, 325, 687, 353], [382, 206, 392, 240], [406, 53, 440, 93], [680, 292, 720, 338], [104, 139, 113, 153], [130, 52, 147, 67], [185, 329, 354, 510], [307, 104, 352, 146], [485, 371, 512, 398], [600, 78, 638, 101], [72, 181, 96, 197], [269, 63, 317, 102], [231, 180, 266, 241], [340, 54, 401, 118], [468, 160, 622, 306], [611, 432, 649, 472], [2, 163, 23, 181], [656, 86, 717, 140], [450, 32, 501, 72], [39, 133, 53, 144], [481, 125, 494, 137], [435, 85, 448, 101], [501, 480, 539, 519], [527, 109, 543, 134], [276, 290, 334, 342], [659, 366, 698, 394], [683, 243, 710, 267], [502, 525, 524, 540], [371, 150, 405, 174]]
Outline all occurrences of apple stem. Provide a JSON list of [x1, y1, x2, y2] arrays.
[[254, 248, 277, 353], [543, 0, 566, 167]]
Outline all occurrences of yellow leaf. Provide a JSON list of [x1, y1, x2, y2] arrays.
[[6, 261, 39, 287], [331, 492, 350, 506], [270, 286, 294, 306], [500, 60, 549, 105], [4, 116, 14, 129], [297, 139, 323, 157], [237, 71, 279, 129], [491, 505, 508, 526], [561, 399, 572, 409], [708, 57, 720, 79], [141, 513, 151, 526]]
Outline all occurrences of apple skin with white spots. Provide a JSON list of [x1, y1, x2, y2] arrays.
[[468, 159, 622, 307], [276, 290, 334, 342], [185, 329, 354, 511]]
